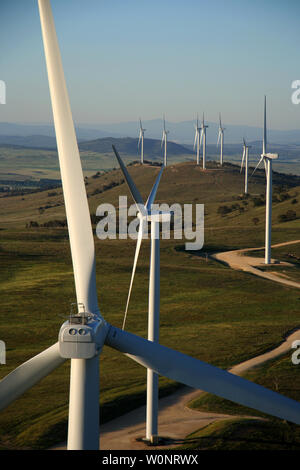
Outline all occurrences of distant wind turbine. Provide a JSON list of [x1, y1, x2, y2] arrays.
[[193, 114, 201, 165], [240, 138, 251, 195], [200, 113, 208, 170], [252, 96, 278, 264], [161, 115, 169, 166], [217, 113, 225, 166], [138, 118, 146, 164]]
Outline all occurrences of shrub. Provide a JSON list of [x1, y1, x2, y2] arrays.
[[278, 210, 297, 223], [217, 205, 232, 216], [252, 197, 265, 207]]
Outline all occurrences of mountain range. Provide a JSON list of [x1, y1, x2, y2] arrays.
[[0, 119, 300, 146]]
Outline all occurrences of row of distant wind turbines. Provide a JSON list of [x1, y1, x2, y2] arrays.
[[139, 97, 278, 267], [138, 113, 221, 169], [0, 0, 290, 452]]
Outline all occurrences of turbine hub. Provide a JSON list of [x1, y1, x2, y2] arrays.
[[59, 305, 107, 359]]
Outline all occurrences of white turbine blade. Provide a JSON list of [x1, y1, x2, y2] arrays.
[[38, 0, 99, 314], [0, 343, 65, 411], [138, 131, 141, 150], [264, 158, 268, 178], [240, 147, 245, 173], [194, 129, 198, 149], [263, 95, 267, 155], [217, 130, 221, 147], [106, 326, 300, 426], [146, 166, 164, 211], [123, 219, 145, 329], [200, 129, 203, 147], [112, 145, 146, 216], [251, 155, 264, 177]]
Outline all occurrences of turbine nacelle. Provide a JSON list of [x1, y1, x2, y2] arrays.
[[261, 153, 279, 160], [59, 314, 107, 359]]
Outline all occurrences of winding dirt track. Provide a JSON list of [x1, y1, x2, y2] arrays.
[[52, 240, 300, 450], [212, 240, 300, 289]]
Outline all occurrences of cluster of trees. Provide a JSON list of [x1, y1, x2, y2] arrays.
[[278, 210, 297, 223], [90, 179, 124, 197], [217, 204, 245, 216], [26, 219, 67, 228]]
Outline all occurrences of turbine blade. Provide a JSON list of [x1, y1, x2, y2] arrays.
[[217, 130, 220, 147], [264, 158, 268, 179], [251, 155, 264, 177], [38, 0, 99, 314], [112, 145, 146, 216], [123, 219, 145, 329], [241, 147, 245, 173], [263, 95, 267, 154], [106, 326, 300, 426], [194, 129, 198, 149], [0, 343, 65, 412], [146, 166, 164, 211], [200, 129, 203, 147]]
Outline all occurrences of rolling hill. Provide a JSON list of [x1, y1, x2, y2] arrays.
[[0, 160, 300, 449]]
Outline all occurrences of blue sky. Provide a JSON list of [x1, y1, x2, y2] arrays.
[[1, 0, 300, 129]]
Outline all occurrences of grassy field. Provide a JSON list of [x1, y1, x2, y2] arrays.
[[0, 161, 300, 449]]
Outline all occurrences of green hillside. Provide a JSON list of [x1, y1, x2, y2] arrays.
[[0, 161, 300, 449]]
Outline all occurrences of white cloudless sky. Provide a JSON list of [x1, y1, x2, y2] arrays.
[[1, 0, 300, 129]]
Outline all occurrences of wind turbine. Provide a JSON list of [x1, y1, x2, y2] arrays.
[[217, 113, 225, 166], [112, 145, 169, 443], [2, 0, 300, 452], [193, 114, 201, 165], [200, 113, 208, 170], [251, 96, 278, 264], [161, 115, 169, 166], [240, 138, 251, 195], [138, 118, 146, 164]]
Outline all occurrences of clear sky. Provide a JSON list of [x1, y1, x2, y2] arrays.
[[1, 0, 300, 129]]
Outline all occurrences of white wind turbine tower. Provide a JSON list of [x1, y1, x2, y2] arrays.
[[217, 113, 225, 166], [2, 0, 300, 452], [193, 114, 201, 165], [252, 96, 278, 264], [240, 138, 251, 195], [161, 115, 169, 166], [112, 145, 169, 444], [138, 118, 146, 164], [200, 113, 208, 169]]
